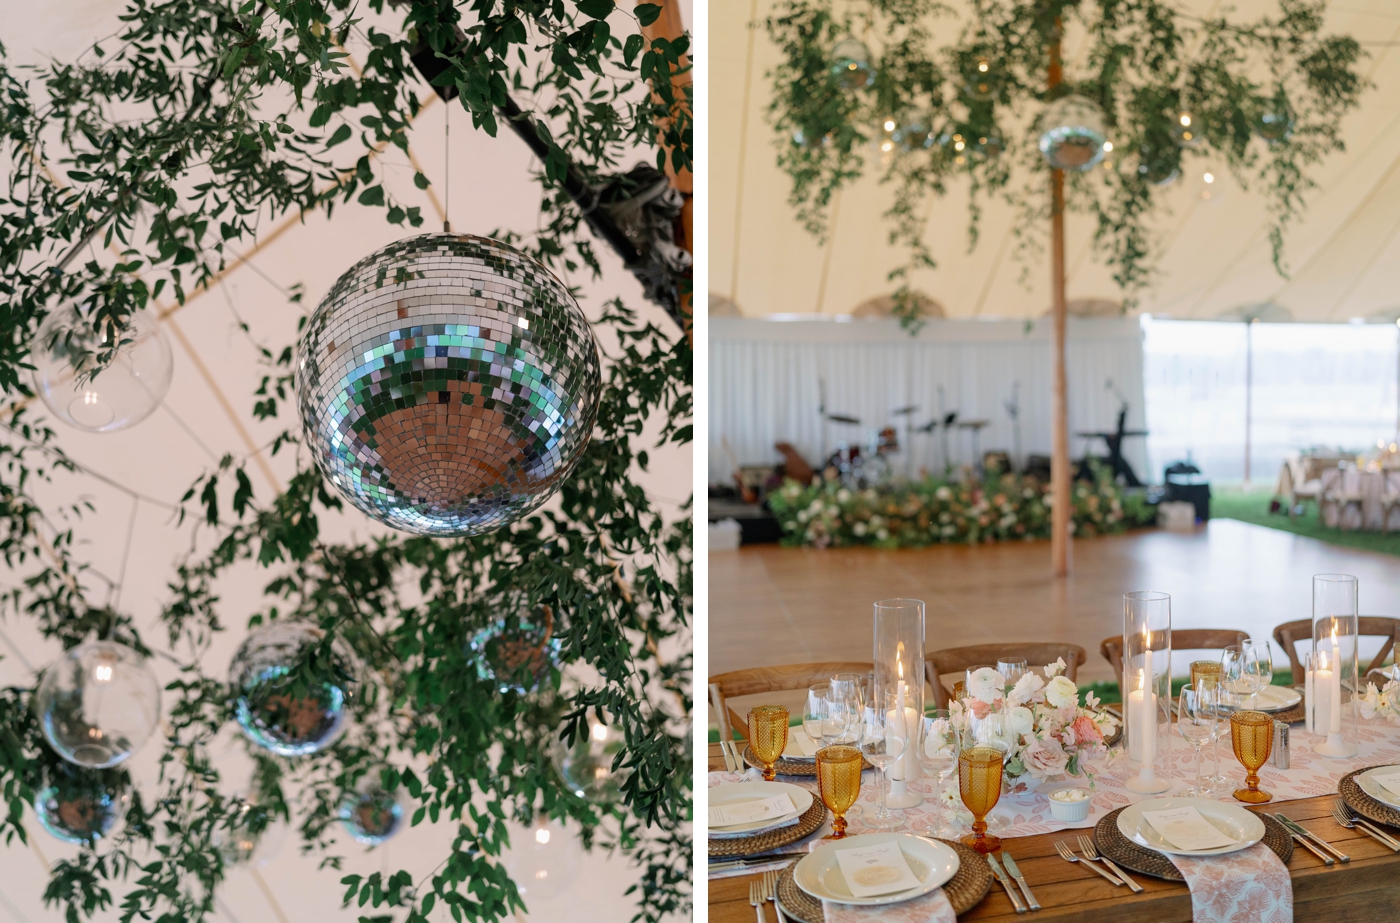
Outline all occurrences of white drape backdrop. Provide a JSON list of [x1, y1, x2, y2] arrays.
[[710, 317, 1148, 484]]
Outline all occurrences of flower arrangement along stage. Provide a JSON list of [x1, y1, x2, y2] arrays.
[[768, 466, 1153, 548], [949, 659, 1120, 788]]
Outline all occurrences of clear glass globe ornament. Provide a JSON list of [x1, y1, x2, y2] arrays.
[[1124, 146, 1180, 187], [339, 783, 403, 845], [469, 601, 561, 694], [829, 38, 875, 90], [502, 816, 582, 902], [229, 621, 358, 757], [31, 305, 173, 432], [961, 55, 1001, 101], [1254, 102, 1294, 145], [892, 116, 935, 151], [1038, 96, 1108, 172], [1170, 110, 1204, 148], [296, 233, 603, 537], [34, 764, 131, 844], [36, 640, 161, 768], [214, 801, 288, 867], [552, 716, 630, 804], [1195, 166, 1227, 205], [791, 127, 834, 149], [941, 127, 1003, 167]]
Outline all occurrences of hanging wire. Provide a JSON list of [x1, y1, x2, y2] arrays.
[[110, 495, 139, 612], [444, 105, 452, 233]]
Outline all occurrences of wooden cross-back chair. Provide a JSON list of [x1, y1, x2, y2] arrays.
[[924, 643, 1087, 709], [1099, 629, 1251, 682], [708, 662, 873, 743], [1273, 617, 1400, 686]]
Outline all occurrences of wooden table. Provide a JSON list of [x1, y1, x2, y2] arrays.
[[707, 743, 1400, 922]]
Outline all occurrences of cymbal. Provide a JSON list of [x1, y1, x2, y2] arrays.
[[916, 420, 939, 433], [891, 405, 919, 416], [826, 414, 861, 425], [956, 419, 990, 429]]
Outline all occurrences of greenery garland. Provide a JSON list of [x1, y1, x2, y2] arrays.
[[765, 0, 1366, 328], [0, 2, 692, 922], [767, 467, 1153, 547]]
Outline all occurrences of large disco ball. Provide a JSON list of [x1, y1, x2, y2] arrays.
[[229, 621, 357, 757], [34, 764, 131, 844], [829, 39, 875, 90], [339, 783, 403, 846], [469, 601, 561, 694], [36, 640, 161, 768], [31, 305, 173, 432], [296, 233, 603, 537], [552, 717, 630, 804], [1038, 96, 1108, 172]]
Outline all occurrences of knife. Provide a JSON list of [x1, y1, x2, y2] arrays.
[[985, 854, 1028, 914], [718, 738, 736, 771], [1000, 851, 1041, 911], [1275, 814, 1349, 863], [1273, 816, 1333, 866]]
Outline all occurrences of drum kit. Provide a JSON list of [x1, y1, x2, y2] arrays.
[[818, 381, 991, 483]]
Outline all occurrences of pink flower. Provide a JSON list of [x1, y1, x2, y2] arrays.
[[1022, 736, 1069, 778], [1070, 715, 1103, 746], [967, 698, 991, 719]]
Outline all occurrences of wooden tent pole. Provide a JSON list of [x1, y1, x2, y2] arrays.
[[1049, 20, 1071, 577]]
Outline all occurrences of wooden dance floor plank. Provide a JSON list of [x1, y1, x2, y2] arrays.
[[709, 519, 1400, 686]]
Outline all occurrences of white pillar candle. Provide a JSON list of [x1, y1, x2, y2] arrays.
[[1330, 629, 1343, 735], [1304, 665, 1316, 735], [887, 678, 908, 780]]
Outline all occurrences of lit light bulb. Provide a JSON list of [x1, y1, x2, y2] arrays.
[[1390, 443, 1397, 452], [535, 827, 551, 845], [1179, 113, 1191, 126], [94, 663, 114, 684], [977, 59, 989, 73], [1103, 141, 1114, 152], [1203, 172, 1215, 184], [591, 723, 608, 742], [883, 119, 895, 131]]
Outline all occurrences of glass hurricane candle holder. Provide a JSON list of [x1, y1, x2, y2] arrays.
[[1312, 574, 1359, 757], [1230, 710, 1274, 803], [1124, 592, 1172, 793], [747, 705, 789, 781], [816, 745, 864, 839], [873, 598, 925, 809]]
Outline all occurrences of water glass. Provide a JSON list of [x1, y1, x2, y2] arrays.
[[918, 711, 959, 837], [830, 672, 868, 708], [824, 690, 862, 747], [1178, 686, 1217, 796], [1230, 710, 1274, 803], [747, 705, 789, 781], [1245, 640, 1273, 702], [996, 659, 1027, 695], [816, 745, 863, 839], [859, 690, 909, 829], [804, 684, 829, 747]]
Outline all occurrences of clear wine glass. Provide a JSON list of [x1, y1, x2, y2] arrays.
[[1245, 639, 1273, 704], [1178, 685, 1217, 796], [1195, 675, 1229, 795], [824, 690, 862, 747], [804, 684, 829, 750], [996, 659, 1027, 697], [918, 710, 959, 837], [860, 690, 908, 830], [1221, 643, 1249, 708]]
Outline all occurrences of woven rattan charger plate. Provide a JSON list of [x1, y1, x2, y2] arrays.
[[1092, 806, 1293, 880], [708, 795, 828, 859], [742, 745, 872, 778], [774, 838, 994, 921], [1339, 765, 1400, 828]]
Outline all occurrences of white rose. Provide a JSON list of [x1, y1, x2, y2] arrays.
[[1007, 705, 1034, 738], [837, 488, 852, 503], [1043, 656, 1068, 678], [968, 667, 1004, 704], [1008, 672, 1044, 706], [853, 522, 867, 536], [1045, 675, 1079, 709], [935, 486, 952, 501]]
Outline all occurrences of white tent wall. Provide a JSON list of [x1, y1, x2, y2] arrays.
[[710, 317, 1146, 485]]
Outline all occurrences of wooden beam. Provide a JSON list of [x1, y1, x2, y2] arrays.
[[1048, 22, 1071, 578]]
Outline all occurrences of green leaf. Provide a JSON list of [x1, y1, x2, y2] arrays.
[[624, 33, 644, 66], [578, 0, 615, 19], [635, 3, 662, 25], [326, 123, 352, 148], [358, 185, 385, 207]]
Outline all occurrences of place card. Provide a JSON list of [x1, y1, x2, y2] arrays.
[[708, 793, 797, 828], [1370, 769, 1400, 799], [784, 729, 820, 759], [833, 839, 922, 898], [1140, 806, 1238, 851]]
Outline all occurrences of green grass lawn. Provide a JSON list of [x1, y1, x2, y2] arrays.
[[1211, 487, 1400, 557]]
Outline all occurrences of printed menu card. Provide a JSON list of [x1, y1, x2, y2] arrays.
[[833, 839, 922, 898], [708, 793, 797, 828], [1140, 806, 1238, 851]]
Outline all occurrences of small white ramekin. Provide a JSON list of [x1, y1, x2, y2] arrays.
[[1047, 792, 1092, 823]]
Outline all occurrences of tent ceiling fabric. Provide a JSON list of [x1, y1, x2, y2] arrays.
[[712, 0, 1400, 322], [0, 1, 689, 920]]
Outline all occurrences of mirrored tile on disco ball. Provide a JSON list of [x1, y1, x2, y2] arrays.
[[297, 234, 602, 536]]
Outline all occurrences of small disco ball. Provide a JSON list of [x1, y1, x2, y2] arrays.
[[791, 127, 834, 149], [36, 640, 161, 768], [229, 621, 357, 757], [296, 233, 603, 537], [829, 38, 875, 90], [469, 602, 561, 693], [552, 718, 630, 804], [34, 764, 130, 844], [1254, 104, 1294, 145], [339, 784, 403, 845], [31, 305, 173, 432], [1170, 110, 1204, 148], [1038, 96, 1108, 172]]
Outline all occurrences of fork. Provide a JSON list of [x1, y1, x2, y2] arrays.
[[749, 880, 766, 923], [1332, 799, 1400, 852], [1078, 836, 1143, 893], [1054, 839, 1123, 886], [761, 869, 787, 923]]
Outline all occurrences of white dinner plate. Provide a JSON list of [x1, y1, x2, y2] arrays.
[[1236, 685, 1302, 713], [1117, 797, 1266, 857], [783, 729, 820, 761], [793, 833, 960, 906], [1357, 765, 1400, 809], [708, 781, 813, 835]]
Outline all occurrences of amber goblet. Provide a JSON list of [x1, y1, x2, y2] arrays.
[[748, 705, 790, 781], [1190, 660, 1223, 688], [951, 680, 966, 703], [815, 745, 863, 839], [958, 746, 1006, 853], [1230, 709, 1273, 803]]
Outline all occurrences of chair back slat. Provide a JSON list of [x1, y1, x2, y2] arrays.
[[926, 643, 1086, 709], [708, 661, 874, 742], [1273, 617, 1400, 685], [1099, 629, 1251, 685]]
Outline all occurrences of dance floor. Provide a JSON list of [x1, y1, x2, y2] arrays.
[[709, 519, 1400, 690]]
